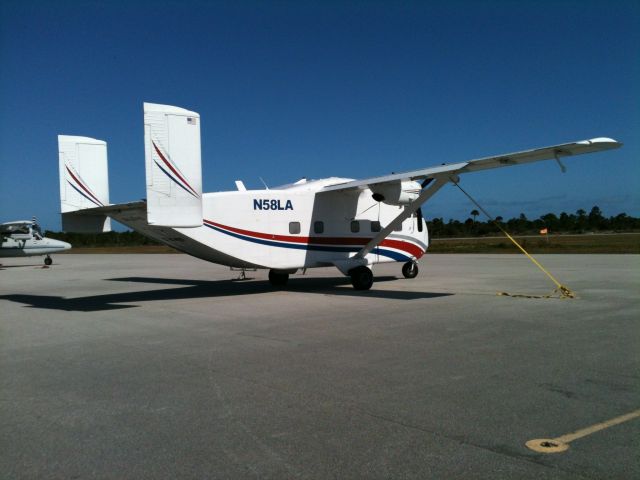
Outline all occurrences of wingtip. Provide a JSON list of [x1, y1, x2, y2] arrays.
[[583, 137, 623, 148]]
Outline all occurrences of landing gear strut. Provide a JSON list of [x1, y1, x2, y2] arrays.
[[44, 255, 53, 266], [268, 270, 289, 287], [402, 261, 418, 279], [349, 266, 373, 290]]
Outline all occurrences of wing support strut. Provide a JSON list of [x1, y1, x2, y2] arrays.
[[554, 150, 567, 173], [353, 175, 451, 259]]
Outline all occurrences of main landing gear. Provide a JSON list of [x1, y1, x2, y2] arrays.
[[267, 263, 415, 291], [44, 255, 53, 266], [349, 266, 374, 290], [402, 261, 419, 279], [268, 270, 289, 287], [349, 262, 417, 290]]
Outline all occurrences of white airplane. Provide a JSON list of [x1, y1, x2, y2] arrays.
[[0, 219, 71, 265], [58, 103, 621, 289]]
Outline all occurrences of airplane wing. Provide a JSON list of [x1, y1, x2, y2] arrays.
[[319, 137, 621, 261], [320, 137, 621, 193]]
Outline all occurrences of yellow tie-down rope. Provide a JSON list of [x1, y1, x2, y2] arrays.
[[450, 178, 575, 299]]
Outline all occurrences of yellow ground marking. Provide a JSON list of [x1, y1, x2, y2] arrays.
[[526, 409, 640, 454]]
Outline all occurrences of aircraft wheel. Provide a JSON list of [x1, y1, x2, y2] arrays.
[[349, 266, 373, 290], [44, 256, 53, 266], [268, 270, 289, 287], [402, 261, 418, 279]]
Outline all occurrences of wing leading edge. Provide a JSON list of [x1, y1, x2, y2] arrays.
[[320, 137, 621, 193]]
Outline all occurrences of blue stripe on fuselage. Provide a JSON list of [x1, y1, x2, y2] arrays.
[[204, 222, 411, 262]]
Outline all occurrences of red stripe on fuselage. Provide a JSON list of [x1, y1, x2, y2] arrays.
[[382, 239, 424, 259], [204, 220, 424, 258]]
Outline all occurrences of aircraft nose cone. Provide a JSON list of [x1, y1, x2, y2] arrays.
[[61, 241, 72, 251]]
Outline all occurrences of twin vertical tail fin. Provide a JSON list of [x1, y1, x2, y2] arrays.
[[58, 135, 111, 232], [58, 103, 203, 232], [144, 103, 203, 227]]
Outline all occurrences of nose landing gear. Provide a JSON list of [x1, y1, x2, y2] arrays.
[[44, 255, 53, 266], [402, 261, 418, 279]]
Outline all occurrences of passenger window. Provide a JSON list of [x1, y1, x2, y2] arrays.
[[371, 221, 381, 232], [314, 221, 324, 234], [350, 221, 360, 233], [289, 222, 301, 234], [393, 222, 403, 232]]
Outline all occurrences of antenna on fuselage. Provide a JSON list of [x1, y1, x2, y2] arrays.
[[259, 177, 269, 190]]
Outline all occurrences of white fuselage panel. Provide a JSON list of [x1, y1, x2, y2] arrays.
[[111, 186, 429, 270]]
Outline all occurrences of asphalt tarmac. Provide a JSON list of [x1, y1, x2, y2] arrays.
[[1, 254, 638, 479]]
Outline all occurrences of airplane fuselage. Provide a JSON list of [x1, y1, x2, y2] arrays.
[[110, 179, 429, 271], [0, 236, 71, 258]]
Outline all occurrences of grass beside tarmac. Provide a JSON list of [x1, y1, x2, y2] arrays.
[[60, 233, 640, 254], [429, 232, 640, 254]]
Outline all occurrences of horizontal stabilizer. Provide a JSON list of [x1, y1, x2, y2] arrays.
[[144, 103, 203, 227]]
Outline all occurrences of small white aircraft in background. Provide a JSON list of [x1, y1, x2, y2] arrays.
[[0, 219, 71, 265], [58, 103, 621, 289]]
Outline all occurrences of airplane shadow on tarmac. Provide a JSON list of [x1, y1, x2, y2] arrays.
[[0, 263, 50, 269], [0, 275, 452, 312]]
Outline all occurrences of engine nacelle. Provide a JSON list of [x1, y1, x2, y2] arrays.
[[369, 180, 421, 206]]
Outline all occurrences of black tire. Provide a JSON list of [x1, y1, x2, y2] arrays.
[[268, 270, 289, 286], [349, 266, 373, 290], [44, 257, 53, 266], [402, 261, 418, 279]]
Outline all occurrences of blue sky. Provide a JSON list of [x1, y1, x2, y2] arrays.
[[1, 0, 638, 231]]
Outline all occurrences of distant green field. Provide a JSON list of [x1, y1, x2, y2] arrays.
[[61, 233, 640, 254], [429, 233, 640, 254]]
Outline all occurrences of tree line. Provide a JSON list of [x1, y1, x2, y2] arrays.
[[46, 206, 639, 246], [427, 206, 640, 237]]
